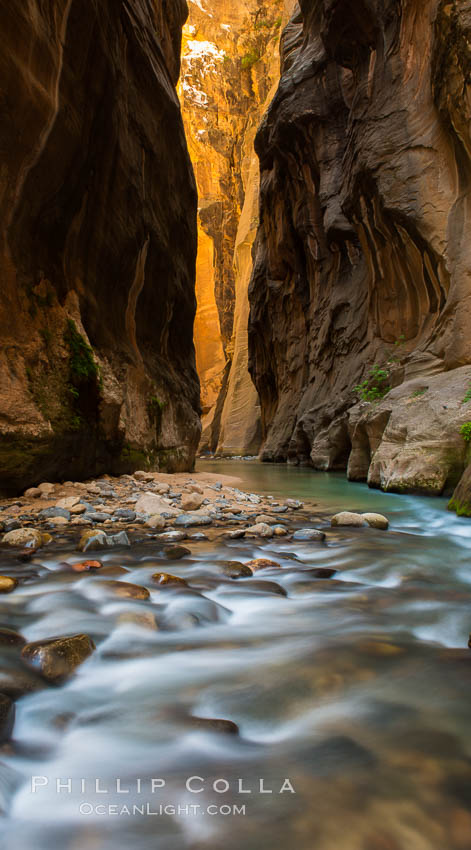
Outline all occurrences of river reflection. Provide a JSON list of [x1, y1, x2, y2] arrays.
[[0, 461, 470, 850]]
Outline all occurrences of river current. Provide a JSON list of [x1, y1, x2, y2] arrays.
[[0, 460, 470, 850]]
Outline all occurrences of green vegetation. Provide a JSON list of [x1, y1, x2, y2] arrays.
[[241, 49, 260, 70], [462, 384, 471, 403], [64, 320, 100, 384], [63, 319, 101, 430], [411, 388, 427, 398], [354, 364, 391, 403], [459, 422, 471, 442]]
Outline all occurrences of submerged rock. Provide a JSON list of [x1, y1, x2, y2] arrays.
[[189, 716, 239, 735], [0, 629, 26, 648], [93, 581, 150, 600], [0, 577, 18, 594], [163, 545, 191, 560], [245, 523, 273, 538], [245, 558, 281, 573], [2, 528, 43, 548], [0, 694, 15, 742], [220, 561, 253, 579], [331, 512, 368, 528], [362, 512, 389, 530], [21, 634, 95, 681], [78, 530, 107, 551], [152, 573, 188, 588]]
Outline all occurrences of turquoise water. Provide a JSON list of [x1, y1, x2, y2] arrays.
[[0, 461, 470, 850]]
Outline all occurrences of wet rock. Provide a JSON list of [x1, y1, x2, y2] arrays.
[[285, 499, 303, 509], [117, 611, 157, 630], [84, 511, 112, 522], [152, 572, 188, 587], [181, 494, 204, 511], [245, 523, 273, 538], [164, 545, 191, 560], [145, 515, 166, 530], [245, 558, 281, 573], [238, 579, 287, 597], [38, 483, 55, 496], [21, 634, 95, 681], [190, 533, 208, 540], [105, 531, 130, 547], [56, 496, 81, 510], [158, 531, 186, 543], [0, 667, 46, 699], [2, 528, 43, 548], [39, 507, 70, 520], [272, 506, 288, 513], [331, 512, 368, 528], [93, 581, 150, 600], [273, 525, 289, 536], [174, 514, 212, 527], [292, 528, 326, 541], [0, 577, 18, 594], [114, 509, 137, 521], [48, 516, 69, 527], [189, 716, 239, 735], [0, 694, 15, 742], [0, 629, 26, 648], [70, 560, 103, 573], [220, 561, 253, 579], [69, 504, 87, 515], [134, 471, 155, 482], [41, 532, 53, 545], [97, 565, 129, 577], [362, 512, 389, 530], [78, 530, 107, 552], [225, 529, 246, 539], [310, 568, 337, 579], [254, 514, 274, 524]]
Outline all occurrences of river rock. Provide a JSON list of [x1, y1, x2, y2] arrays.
[[220, 561, 253, 579], [254, 514, 274, 524], [189, 716, 239, 735], [225, 529, 246, 539], [117, 611, 157, 630], [174, 514, 212, 527], [114, 509, 137, 521], [0, 629, 26, 648], [273, 525, 289, 536], [331, 512, 368, 528], [152, 573, 188, 587], [134, 471, 155, 481], [39, 507, 71, 520], [245, 523, 273, 538], [21, 634, 95, 681], [0, 577, 18, 593], [135, 493, 171, 515], [164, 545, 191, 560], [38, 483, 55, 496], [70, 559, 103, 573], [362, 512, 389, 530], [145, 515, 166, 530], [181, 494, 204, 511], [70, 504, 87, 515], [245, 558, 281, 573], [94, 581, 150, 600], [56, 496, 81, 509], [0, 667, 45, 699], [292, 529, 326, 541], [158, 531, 186, 543], [2, 528, 43, 548], [48, 516, 69, 527], [0, 694, 15, 742], [78, 530, 107, 551], [285, 499, 303, 509], [105, 531, 131, 547], [24, 487, 41, 499]]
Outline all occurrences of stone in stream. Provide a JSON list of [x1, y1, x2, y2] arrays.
[[135, 492, 172, 515], [117, 611, 157, 631], [164, 545, 191, 560], [189, 716, 239, 735], [272, 506, 288, 513], [0, 577, 18, 594], [78, 529, 107, 551], [105, 531, 130, 547], [292, 529, 326, 542], [2, 528, 43, 548], [220, 561, 253, 579], [245, 523, 273, 538], [225, 529, 246, 539], [55, 496, 81, 509], [47, 516, 69, 527], [285, 499, 303, 509], [145, 515, 166, 530], [114, 509, 137, 521], [238, 580, 287, 597], [273, 526, 289, 537], [331, 512, 368, 528], [0, 694, 15, 742], [70, 560, 103, 573], [362, 512, 389, 530], [310, 568, 337, 579], [245, 558, 281, 573], [24, 487, 42, 499], [174, 514, 213, 528], [152, 573, 188, 588], [157, 531, 186, 543], [190, 533, 208, 540], [254, 514, 274, 524], [21, 634, 95, 682], [0, 667, 46, 699], [92, 580, 150, 600]]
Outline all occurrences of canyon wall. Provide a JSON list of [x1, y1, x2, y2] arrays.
[[0, 0, 200, 494], [249, 0, 471, 508], [180, 0, 292, 455]]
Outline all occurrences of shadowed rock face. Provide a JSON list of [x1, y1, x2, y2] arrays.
[[0, 0, 200, 495], [249, 0, 471, 502]]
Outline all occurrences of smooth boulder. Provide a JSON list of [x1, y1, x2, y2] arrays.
[[21, 634, 95, 681]]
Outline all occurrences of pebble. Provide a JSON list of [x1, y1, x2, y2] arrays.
[[273, 525, 289, 536], [24, 487, 41, 499], [163, 545, 191, 560], [174, 514, 212, 527], [92, 581, 150, 600], [106, 531, 130, 547], [21, 634, 95, 681], [225, 529, 245, 539], [292, 528, 326, 541], [245, 523, 273, 538], [0, 629, 26, 648], [181, 494, 204, 511], [69, 560, 103, 573], [0, 667, 45, 699], [135, 493, 172, 515], [285, 499, 303, 509], [145, 515, 166, 529], [220, 561, 253, 579], [331, 511, 368, 527], [78, 530, 107, 551], [56, 496, 81, 509], [39, 507, 70, 520], [158, 531, 186, 543], [114, 509, 137, 521], [48, 516, 69, 527]]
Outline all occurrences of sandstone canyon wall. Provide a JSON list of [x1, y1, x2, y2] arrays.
[[180, 0, 292, 455], [249, 0, 471, 508], [0, 0, 200, 494]]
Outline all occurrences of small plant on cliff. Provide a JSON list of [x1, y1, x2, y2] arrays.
[[460, 422, 471, 442], [354, 364, 391, 403], [65, 320, 100, 384], [64, 319, 101, 429], [462, 384, 471, 404], [241, 49, 260, 70]]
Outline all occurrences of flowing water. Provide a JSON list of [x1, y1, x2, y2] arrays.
[[1, 460, 471, 850]]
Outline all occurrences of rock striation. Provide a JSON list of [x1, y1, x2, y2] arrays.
[[249, 0, 471, 508], [0, 0, 200, 495], [180, 0, 293, 454]]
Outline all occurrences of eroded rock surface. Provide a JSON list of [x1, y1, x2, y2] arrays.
[[0, 0, 200, 494], [249, 0, 471, 504]]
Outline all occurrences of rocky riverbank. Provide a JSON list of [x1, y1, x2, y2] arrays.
[[0, 468, 390, 745]]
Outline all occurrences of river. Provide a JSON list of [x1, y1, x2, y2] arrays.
[[1, 460, 470, 849]]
